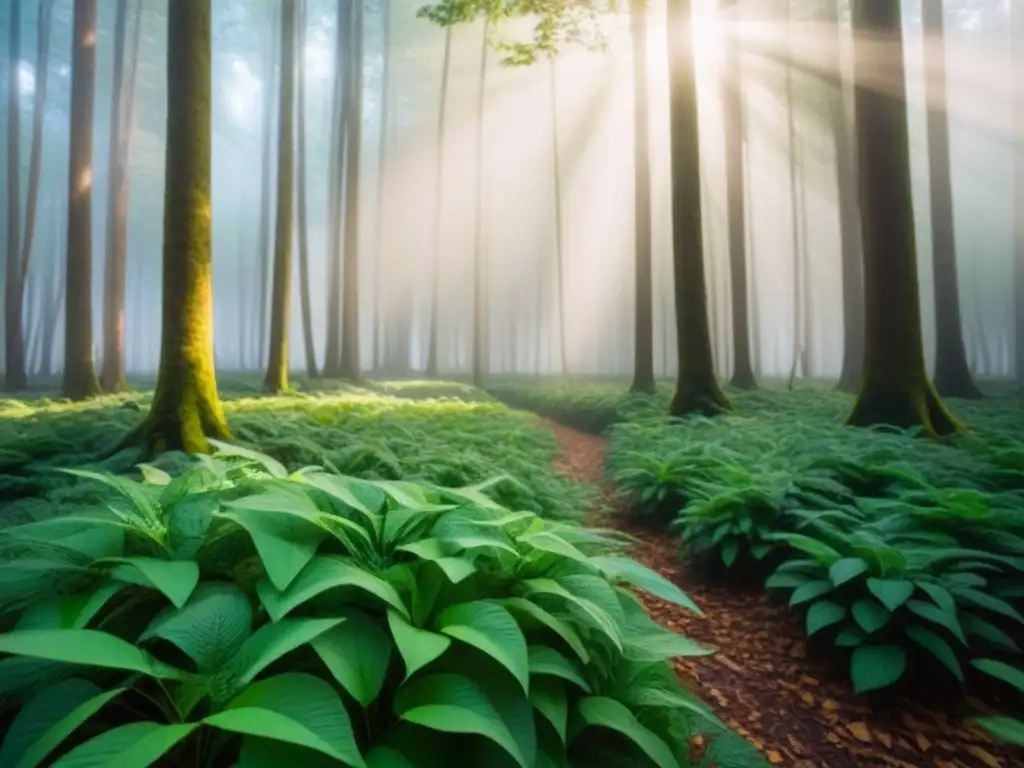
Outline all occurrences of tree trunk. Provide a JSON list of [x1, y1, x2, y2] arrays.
[[722, 2, 755, 390], [471, 19, 490, 388], [426, 26, 454, 377], [785, 0, 803, 390], [264, 0, 297, 393], [256, 7, 279, 369], [845, 0, 957, 436], [921, 0, 980, 398], [372, 0, 392, 372], [62, 0, 101, 400], [295, 0, 317, 379], [339, 0, 363, 380], [1015, 0, 1024, 381], [125, 0, 230, 457], [550, 55, 569, 377], [4, 0, 24, 392], [666, 0, 729, 415]]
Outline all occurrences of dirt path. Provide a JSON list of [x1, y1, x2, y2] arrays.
[[545, 419, 1023, 768]]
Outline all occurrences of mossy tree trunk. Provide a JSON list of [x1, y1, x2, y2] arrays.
[[295, 0, 317, 379], [921, 0, 980, 399], [471, 19, 490, 388], [722, 1, 755, 390], [340, 0, 363, 380], [629, 0, 655, 394], [666, 0, 729, 416], [845, 0, 958, 436], [62, 0, 101, 401], [126, 0, 231, 457]]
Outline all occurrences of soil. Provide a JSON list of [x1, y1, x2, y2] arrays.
[[544, 419, 1024, 768]]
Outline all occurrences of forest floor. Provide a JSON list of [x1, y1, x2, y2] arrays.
[[544, 418, 1024, 768]]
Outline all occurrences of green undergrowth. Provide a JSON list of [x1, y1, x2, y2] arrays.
[[0, 444, 767, 767], [0, 379, 590, 527]]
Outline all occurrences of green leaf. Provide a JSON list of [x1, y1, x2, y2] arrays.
[[765, 572, 813, 590], [0, 680, 123, 768], [436, 601, 530, 693], [720, 539, 740, 568], [951, 587, 1024, 624], [528, 645, 591, 692], [215, 506, 327, 592], [0, 630, 181, 679], [209, 440, 288, 477], [95, 557, 199, 608], [829, 558, 869, 587], [530, 677, 568, 743], [312, 610, 392, 707], [851, 598, 891, 634], [971, 658, 1024, 695], [388, 610, 451, 680], [961, 612, 1021, 652], [236, 737, 342, 768], [915, 581, 956, 614], [519, 531, 588, 562], [523, 579, 622, 651], [789, 580, 833, 607], [15, 583, 126, 631], [231, 618, 343, 685], [866, 578, 915, 612], [502, 597, 590, 665], [50, 722, 197, 768], [587, 556, 701, 613], [834, 625, 866, 647], [905, 623, 963, 682], [431, 556, 477, 585], [850, 645, 906, 693], [781, 534, 842, 565], [575, 696, 677, 768], [205, 673, 365, 767], [140, 583, 253, 671], [138, 463, 173, 486], [395, 673, 527, 768], [806, 600, 846, 636], [906, 600, 966, 644], [972, 715, 1024, 747], [257, 556, 409, 622]]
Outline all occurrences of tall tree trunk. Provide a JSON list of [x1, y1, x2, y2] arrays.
[[4, 0, 24, 391], [340, 0, 363, 380], [920, 1, 981, 398], [124, 0, 230, 456], [1015, 0, 1024, 381], [372, 0, 391, 372], [785, 0, 803, 390], [256, 7, 279, 369], [845, 0, 957, 436], [831, 0, 865, 393], [62, 0, 101, 400], [722, 2, 755, 390], [426, 26, 454, 377], [629, 0, 655, 394], [264, 0, 297, 393], [666, 0, 729, 415], [550, 55, 569, 377], [100, 0, 141, 393], [295, 0, 317, 379], [471, 19, 490, 388]]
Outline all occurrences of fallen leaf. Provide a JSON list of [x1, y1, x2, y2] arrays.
[[848, 721, 873, 743], [821, 698, 841, 711], [916, 733, 933, 752], [766, 750, 785, 765], [789, 642, 807, 658], [876, 731, 892, 749], [966, 746, 1003, 768]]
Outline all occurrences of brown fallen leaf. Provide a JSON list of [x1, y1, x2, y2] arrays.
[[821, 698, 841, 711], [966, 745, 1004, 768], [787, 734, 809, 755], [875, 730, 893, 749], [847, 721, 873, 743], [766, 750, 785, 765], [917, 733, 933, 751]]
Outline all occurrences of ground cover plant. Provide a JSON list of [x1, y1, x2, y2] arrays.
[[0, 443, 757, 767]]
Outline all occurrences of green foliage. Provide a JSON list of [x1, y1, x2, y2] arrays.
[[0, 445, 739, 766]]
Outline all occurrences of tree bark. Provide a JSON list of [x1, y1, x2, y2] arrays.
[[256, 7, 279, 369], [296, 0, 317, 379], [471, 19, 490, 388], [1015, 0, 1024, 381], [550, 55, 569, 377], [372, 0, 392, 372], [124, 0, 231, 457], [920, 0, 981, 399], [264, 0, 297, 393], [666, 0, 729, 416], [4, 0, 22, 392], [339, 0, 363, 380], [845, 0, 958, 436], [62, 0, 101, 400]]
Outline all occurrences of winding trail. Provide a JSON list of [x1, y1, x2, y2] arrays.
[[544, 419, 1024, 768]]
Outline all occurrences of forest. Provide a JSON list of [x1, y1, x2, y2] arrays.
[[0, 0, 1022, 765]]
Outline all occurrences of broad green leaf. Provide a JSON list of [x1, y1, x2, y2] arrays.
[[575, 696, 676, 768], [806, 601, 846, 636], [720, 539, 740, 568], [0, 630, 181, 679], [257, 556, 409, 622], [205, 673, 365, 767], [388, 610, 451, 680], [961, 612, 1021, 653], [528, 645, 591, 692], [781, 534, 842, 566], [829, 558, 869, 587], [15, 583, 125, 631], [833, 625, 866, 647], [972, 716, 1024, 747], [395, 673, 527, 767], [231, 618, 343, 685], [209, 440, 288, 477], [851, 598, 891, 634], [951, 587, 1024, 624], [431, 556, 477, 585], [530, 677, 568, 743], [971, 658, 1024, 695], [850, 645, 906, 693], [237, 736, 342, 768], [94, 557, 198, 608], [312, 611, 392, 707], [300, 473, 376, 517], [905, 623, 963, 682], [906, 600, 966, 645], [588, 556, 701, 614], [502, 597, 590, 664], [50, 722, 197, 768], [137, 463, 173, 486], [789, 580, 833, 607], [765, 572, 814, 590], [0, 680, 123, 768], [139, 583, 253, 671], [866, 578, 915, 612], [215, 506, 327, 592], [915, 581, 956, 614], [519, 531, 588, 562], [524, 578, 622, 651], [364, 745, 421, 768], [436, 602, 530, 693]]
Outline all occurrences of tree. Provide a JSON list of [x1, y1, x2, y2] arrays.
[[122, 0, 231, 457], [372, 0, 393, 371], [63, 0, 101, 401], [629, 0, 655, 394], [667, 0, 730, 415], [549, 55, 569, 377], [256, 6, 279, 369], [721, 0, 755, 390], [1012, 0, 1023, 381], [264, 0, 297, 393], [472, 19, 490, 388], [845, 0, 957, 436], [340, 0, 364, 380], [296, 0, 317, 379]]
